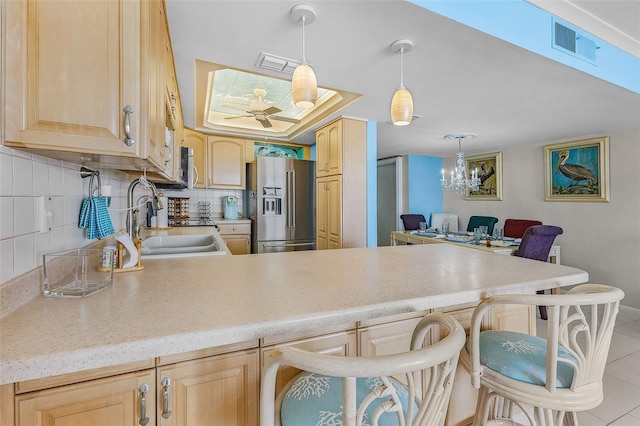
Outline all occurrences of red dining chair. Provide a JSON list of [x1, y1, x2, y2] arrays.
[[503, 219, 543, 239], [515, 225, 563, 320]]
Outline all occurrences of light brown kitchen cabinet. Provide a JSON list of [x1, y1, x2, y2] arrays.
[[157, 349, 259, 426], [315, 119, 343, 177], [216, 222, 251, 255], [207, 136, 247, 189], [260, 330, 357, 400], [182, 129, 207, 188], [15, 369, 156, 426], [2, 0, 172, 174], [316, 175, 342, 250], [315, 117, 367, 249]]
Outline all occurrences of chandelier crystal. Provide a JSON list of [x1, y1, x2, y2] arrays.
[[440, 133, 481, 197]]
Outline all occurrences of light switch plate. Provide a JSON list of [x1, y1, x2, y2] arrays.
[[36, 196, 54, 233]]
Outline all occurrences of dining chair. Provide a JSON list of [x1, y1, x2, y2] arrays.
[[400, 214, 427, 231], [503, 219, 543, 239], [466, 216, 499, 236], [516, 225, 563, 320], [430, 212, 459, 232], [460, 284, 624, 426], [261, 312, 466, 426]]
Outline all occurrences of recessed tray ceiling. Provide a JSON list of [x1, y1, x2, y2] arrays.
[[194, 60, 362, 141]]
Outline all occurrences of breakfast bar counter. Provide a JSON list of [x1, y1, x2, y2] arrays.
[[0, 244, 588, 385]]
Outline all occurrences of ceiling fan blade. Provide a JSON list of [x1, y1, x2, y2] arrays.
[[256, 117, 272, 128], [262, 106, 281, 115], [222, 104, 251, 113], [269, 115, 301, 124], [224, 115, 252, 120]]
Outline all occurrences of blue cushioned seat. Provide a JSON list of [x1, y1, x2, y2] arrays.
[[281, 372, 417, 425], [477, 330, 575, 388]]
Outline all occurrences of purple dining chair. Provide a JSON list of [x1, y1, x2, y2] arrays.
[[515, 225, 564, 320], [400, 214, 427, 231]]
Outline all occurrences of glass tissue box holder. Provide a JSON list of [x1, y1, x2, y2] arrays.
[[43, 249, 113, 298]]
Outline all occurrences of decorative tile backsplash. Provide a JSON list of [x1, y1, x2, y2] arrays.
[[0, 145, 245, 285]]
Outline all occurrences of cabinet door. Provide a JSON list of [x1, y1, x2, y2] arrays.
[[315, 119, 342, 177], [316, 175, 342, 250], [3, 0, 141, 157], [207, 137, 246, 189], [223, 235, 251, 255], [316, 177, 329, 250], [327, 175, 343, 249], [183, 129, 207, 188], [143, 0, 165, 171], [260, 331, 356, 401], [157, 349, 259, 426], [16, 369, 156, 426]]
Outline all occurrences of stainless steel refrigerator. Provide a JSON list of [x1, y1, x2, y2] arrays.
[[247, 156, 316, 253]]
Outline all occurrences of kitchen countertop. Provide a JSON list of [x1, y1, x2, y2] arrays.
[[0, 244, 588, 384]]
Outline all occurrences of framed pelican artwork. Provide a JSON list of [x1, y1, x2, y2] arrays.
[[465, 152, 503, 200], [544, 137, 610, 202]]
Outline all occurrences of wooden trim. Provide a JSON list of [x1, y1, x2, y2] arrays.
[[0, 384, 15, 426]]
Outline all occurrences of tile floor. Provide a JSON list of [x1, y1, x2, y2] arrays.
[[513, 305, 640, 425], [575, 305, 640, 425]]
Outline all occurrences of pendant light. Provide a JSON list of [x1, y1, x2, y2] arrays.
[[290, 4, 317, 109], [390, 39, 414, 126]]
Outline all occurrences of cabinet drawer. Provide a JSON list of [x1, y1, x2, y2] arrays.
[[216, 223, 251, 235]]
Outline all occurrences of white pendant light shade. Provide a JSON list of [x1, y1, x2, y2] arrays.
[[391, 87, 413, 126], [291, 5, 317, 109], [390, 39, 414, 126], [292, 63, 317, 109]]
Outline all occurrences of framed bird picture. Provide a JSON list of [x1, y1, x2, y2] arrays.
[[465, 152, 503, 200], [544, 136, 610, 202]]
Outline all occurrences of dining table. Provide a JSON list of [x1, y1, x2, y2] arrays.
[[390, 230, 561, 264]]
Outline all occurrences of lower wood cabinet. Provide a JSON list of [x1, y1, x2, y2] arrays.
[[260, 330, 357, 398], [157, 349, 259, 426], [15, 369, 156, 426], [6, 305, 532, 426], [216, 222, 251, 255]]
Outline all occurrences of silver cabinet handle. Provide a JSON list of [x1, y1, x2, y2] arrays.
[[164, 144, 172, 165], [161, 377, 172, 419], [138, 383, 150, 426], [324, 162, 329, 172], [123, 105, 135, 146]]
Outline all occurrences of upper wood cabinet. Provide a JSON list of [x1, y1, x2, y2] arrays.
[[2, 0, 173, 173], [315, 119, 343, 177], [182, 129, 207, 188], [207, 136, 247, 189]]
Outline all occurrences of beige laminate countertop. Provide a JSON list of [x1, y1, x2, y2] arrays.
[[0, 244, 588, 385]]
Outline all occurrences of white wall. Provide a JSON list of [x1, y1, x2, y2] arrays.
[[444, 129, 640, 309]]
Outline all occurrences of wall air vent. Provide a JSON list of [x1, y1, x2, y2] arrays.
[[255, 52, 300, 75], [552, 19, 598, 64]]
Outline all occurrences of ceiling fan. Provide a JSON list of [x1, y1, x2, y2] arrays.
[[223, 88, 300, 128]]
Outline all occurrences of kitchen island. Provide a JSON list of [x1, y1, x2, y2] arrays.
[[0, 244, 588, 424]]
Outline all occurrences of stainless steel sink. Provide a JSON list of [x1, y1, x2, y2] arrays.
[[140, 234, 227, 259]]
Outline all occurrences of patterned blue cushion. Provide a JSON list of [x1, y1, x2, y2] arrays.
[[477, 331, 575, 388], [280, 372, 416, 425]]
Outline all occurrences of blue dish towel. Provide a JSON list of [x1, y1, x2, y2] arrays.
[[78, 196, 114, 239]]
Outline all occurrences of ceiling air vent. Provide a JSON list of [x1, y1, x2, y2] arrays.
[[255, 52, 300, 75], [552, 19, 598, 64]]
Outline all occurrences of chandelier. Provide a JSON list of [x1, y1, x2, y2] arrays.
[[440, 133, 481, 197]]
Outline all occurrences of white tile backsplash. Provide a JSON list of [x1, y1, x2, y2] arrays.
[[0, 148, 131, 285], [0, 153, 13, 196], [13, 156, 33, 196], [0, 198, 14, 239]]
